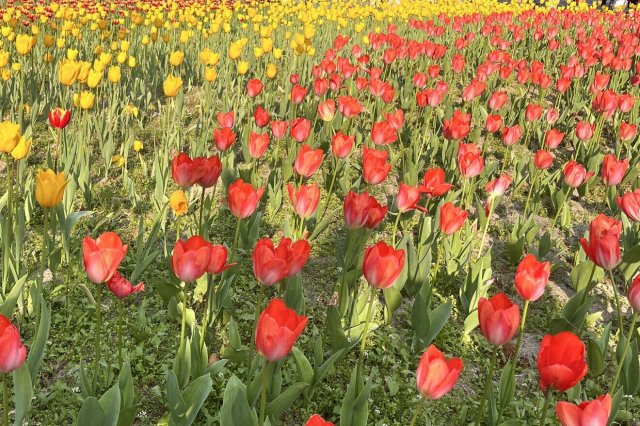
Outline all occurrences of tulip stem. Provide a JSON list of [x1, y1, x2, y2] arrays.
[[610, 312, 638, 394], [391, 211, 402, 247], [549, 186, 570, 231], [197, 187, 206, 234], [476, 197, 495, 262], [200, 275, 216, 355], [523, 169, 538, 217], [475, 345, 498, 426], [253, 286, 265, 347], [258, 360, 273, 426], [356, 289, 376, 388], [317, 160, 339, 225], [609, 270, 624, 334], [93, 283, 102, 392], [408, 398, 426, 426], [232, 218, 241, 258], [117, 299, 124, 370], [2, 374, 7, 426], [538, 390, 553, 426], [179, 285, 189, 352]]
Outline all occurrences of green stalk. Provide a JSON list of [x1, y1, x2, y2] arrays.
[[610, 313, 638, 394], [538, 390, 553, 426], [475, 345, 499, 426], [179, 284, 188, 350], [523, 169, 538, 217], [231, 217, 241, 258], [391, 211, 402, 248], [93, 283, 102, 391], [258, 360, 273, 426], [197, 187, 206, 234], [476, 197, 495, 262], [408, 398, 426, 426], [316, 160, 339, 224], [355, 290, 376, 391], [117, 299, 124, 370], [253, 286, 265, 346], [2, 374, 7, 426], [549, 186, 570, 231], [609, 269, 624, 334]]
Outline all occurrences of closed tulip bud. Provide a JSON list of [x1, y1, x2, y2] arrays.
[[193, 155, 222, 188], [83, 232, 128, 284], [106, 271, 144, 299], [318, 99, 336, 122], [331, 132, 353, 158], [534, 150, 554, 170], [457, 142, 484, 179], [563, 161, 594, 188], [0, 315, 27, 373], [290, 118, 311, 143], [544, 129, 564, 149], [616, 189, 640, 222], [237, 60, 249, 75], [488, 91, 508, 110], [287, 183, 320, 218], [253, 106, 270, 128], [601, 154, 629, 186], [627, 275, 640, 312], [228, 179, 264, 219], [59, 60, 80, 86], [538, 332, 587, 392], [171, 236, 211, 283], [501, 125, 522, 146], [78, 92, 95, 110], [246, 79, 263, 97], [556, 394, 611, 426], [478, 293, 520, 346], [213, 127, 236, 151], [170, 190, 188, 216], [266, 63, 277, 79], [10, 136, 31, 160], [35, 169, 67, 208], [485, 114, 503, 133], [485, 174, 512, 197], [252, 237, 311, 285], [0, 121, 21, 153], [371, 120, 397, 145], [362, 147, 391, 185], [163, 75, 182, 97], [579, 214, 622, 271], [415, 345, 463, 400], [343, 191, 387, 229], [217, 112, 234, 128], [171, 153, 199, 187], [294, 144, 323, 177], [204, 67, 217, 82], [525, 104, 543, 122], [515, 254, 551, 302], [439, 202, 468, 235], [619, 122, 637, 142], [362, 241, 405, 289], [443, 110, 471, 140], [256, 298, 307, 361], [575, 121, 595, 141], [169, 51, 184, 67]]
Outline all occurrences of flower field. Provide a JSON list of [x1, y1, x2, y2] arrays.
[[2, 0, 640, 424]]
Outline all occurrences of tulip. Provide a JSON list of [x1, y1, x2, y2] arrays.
[[290, 84, 307, 104], [501, 125, 522, 146], [305, 414, 334, 426], [485, 174, 512, 198], [525, 104, 543, 122], [252, 237, 311, 286], [0, 121, 20, 153], [59, 60, 80, 86], [35, 169, 67, 208], [362, 241, 405, 290], [575, 121, 595, 141], [556, 394, 611, 426], [254, 105, 271, 128], [439, 202, 468, 235], [534, 150, 554, 170], [246, 79, 264, 97], [288, 183, 320, 218], [170, 190, 188, 216], [618, 94, 634, 113], [419, 168, 452, 198], [48, 108, 71, 129], [343, 191, 387, 229], [619, 122, 637, 142], [0, 315, 27, 373], [216, 111, 234, 128], [256, 298, 307, 361], [171, 236, 210, 283], [206, 245, 235, 275], [362, 147, 391, 185], [616, 189, 640, 221], [488, 91, 508, 110], [290, 118, 311, 143], [371, 120, 398, 145], [83, 232, 128, 284], [515, 254, 551, 302], [579, 214, 622, 271], [601, 154, 629, 186], [213, 127, 236, 151], [163, 75, 182, 97], [563, 161, 593, 188], [228, 179, 264, 219], [331, 132, 354, 158], [294, 145, 323, 177], [249, 133, 270, 159], [106, 271, 144, 299], [171, 153, 199, 187], [485, 114, 503, 133], [443, 110, 471, 140], [337, 95, 363, 118], [271, 121, 288, 140], [537, 331, 587, 392], [318, 99, 336, 122], [385, 109, 405, 131], [478, 293, 520, 346], [10, 136, 31, 160], [544, 129, 564, 149], [457, 142, 484, 179], [193, 155, 222, 188], [396, 183, 425, 213], [415, 345, 462, 400]]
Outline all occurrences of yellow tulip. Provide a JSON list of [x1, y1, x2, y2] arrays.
[[124, 104, 139, 117], [66, 48, 78, 60], [0, 51, 8, 68], [35, 169, 67, 208], [170, 190, 188, 216], [273, 48, 282, 59], [120, 40, 130, 52], [1, 69, 10, 81], [116, 51, 127, 64], [127, 56, 136, 68], [261, 37, 273, 53], [204, 67, 217, 82], [0, 121, 20, 153], [77, 61, 91, 83], [87, 69, 102, 88], [107, 66, 121, 83], [78, 91, 95, 110], [43, 34, 54, 47], [228, 41, 243, 60], [133, 140, 144, 152], [111, 154, 125, 167], [169, 51, 184, 67], [163, 75, 182, 97], [266, 63, 277, 79], [253, 47, 263, 58], [15, 34, 34, 55], [11, 62, 20, 72], [237, 60, 249, 75], [10, 136, 31, 160]]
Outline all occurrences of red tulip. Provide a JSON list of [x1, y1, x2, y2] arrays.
[[419, 168, 452, 198], [0, 315, 27, 373], [253, 237, 311, 285], [289, 73, 300, 85], [362, 147, 391, 185], [538, 331, 587, 392], [443, 110, 471, 140], [172, 236, 211, 282], [616, 189, 640, 221], [563, 161, 593, 188], [546, 108, 559, 124], [248, 132, 270, 160], [343, 191, 387, 229], [305, 414, 334, 426], [579, 214, 622, 271], [501, 125, 522, 146], [396, 183, 425, 213], [337, 95, 363, 118], [207, 244, 235, 275], [485, 114, 503, 133], [413, 72, 428, 88], [515, 254, 551, 302], [485, 174, 512, 197], [618, 94, 635, 113], [458, 142, 484, 179], [290, 118, 311, 143], [213, 127, 236, 151], [271, 120, 289, 140], [216, 111, 234, 128], [362, 241, 405, 289], [48, 108, 71, 129], [439, 202, 468, 235], [627, 275, 640, 312], [290, 84, 308, 104], [254, 105, 271, 128], [294, 145, 323, 177], [534, 150, 554, 170], [106, 271, 144, 299], [556, 394, 611, 426], [544, 129, 565, 149], [575, 121, 595, 141], [619, 122, 637, 142], [525, 104, 543, 122], [256, 298, 307, 361], [451, 53, 465, 73], [193, 155, 222, 188], [601, 154, 629, 186], [478, 293, 520, 346], [488, 91, 508, 110], [172, 153, 199, 187], [371, 121, 397, 145], [228, 179, 264, 219], [415, 345, 463, 400], [83, 232, 128, 284], [247, 79, 264, 97], [385, 109, 405, 131], [317, 99, 336, 122], [331, 132, 353, 158], [287, 183, 320, 218]]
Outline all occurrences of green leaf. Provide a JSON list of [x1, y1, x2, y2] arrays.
[[13, 363, 32, 426], [98, 384, 122, 426], [220, 375, 258, 426], [26, 297, 51, 385], [78, 397, 106, 426], [587, 338, 605, 377], [426, 301, 452, 344], [0, 274, 27, 317], [291, 347, 313, 385], [498, 360, 515, 411], [620, 245, 640, 282], [266, 382, 308, 419], [179, 373, 213, 426], [118, 360, 134, 409]]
